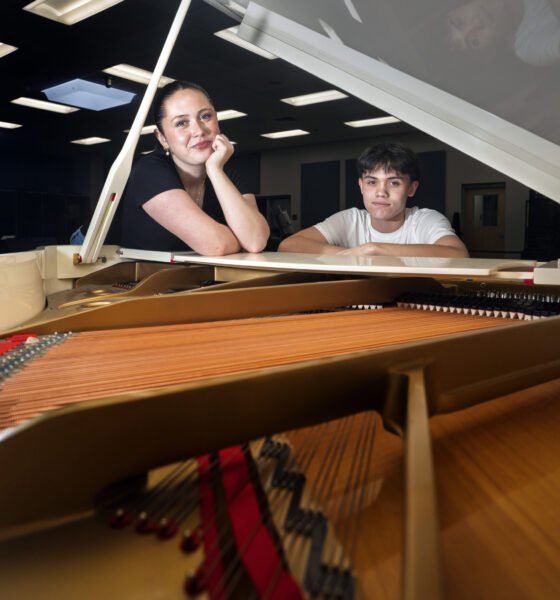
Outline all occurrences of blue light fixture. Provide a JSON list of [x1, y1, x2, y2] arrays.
[[42, 79, 135, 111]]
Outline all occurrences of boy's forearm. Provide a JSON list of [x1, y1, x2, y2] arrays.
[[278, 234, 343, 253]]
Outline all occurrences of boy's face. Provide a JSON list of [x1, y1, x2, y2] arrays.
[[359, 166, 419, 231]]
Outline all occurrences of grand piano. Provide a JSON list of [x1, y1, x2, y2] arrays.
[[1, 1, 560, 599]]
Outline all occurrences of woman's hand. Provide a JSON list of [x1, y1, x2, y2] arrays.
[[205, 133, 234, 172]]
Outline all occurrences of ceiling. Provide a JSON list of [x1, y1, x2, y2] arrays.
[[0, 0, 414, 161]]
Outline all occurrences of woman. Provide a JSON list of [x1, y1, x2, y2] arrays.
[[118, 81, 269, 254]]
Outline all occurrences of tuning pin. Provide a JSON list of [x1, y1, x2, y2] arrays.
[[184, 566, 206, 596], [157, 517, 178, 539], [108, 507, 133, 529], [135, 511, 158, 534], [180, 528, 201, 553]]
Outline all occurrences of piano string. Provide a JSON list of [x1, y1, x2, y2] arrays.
[[0, 306, 510, 431], [0, 303, 515, 596]]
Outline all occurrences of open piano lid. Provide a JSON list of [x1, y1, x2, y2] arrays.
[[207, 0, 560, 203]]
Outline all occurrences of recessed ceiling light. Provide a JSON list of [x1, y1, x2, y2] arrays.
[[261, 129, 310, 139], [214, 26, 276, 60], [43, 79, 135, 111], [217, 109, 247, 121], [0, 43, 17, 59], [344, 116, 400, 127], [281, 90, 348, 106], [103, 64, 175, 87], [23, 0, 125, 25], [11, 97, 79, 114], [71, 136, 111, 145], [0, 121, 22, 129]]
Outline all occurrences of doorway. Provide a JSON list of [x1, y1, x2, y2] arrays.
[[461, 183, 506, 257]]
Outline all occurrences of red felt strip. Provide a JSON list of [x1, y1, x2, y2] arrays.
[[0, 334, 36, 356], [219, 446, 303, 600]]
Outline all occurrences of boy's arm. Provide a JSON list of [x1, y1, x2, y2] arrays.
[[278, 226, 346, 254], [337, 235, 469, 258]]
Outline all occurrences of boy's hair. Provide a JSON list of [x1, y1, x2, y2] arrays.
[[357, 143, 421, 182]]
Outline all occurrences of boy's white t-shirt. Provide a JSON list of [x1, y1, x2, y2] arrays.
[[314, 206, 456, 248]]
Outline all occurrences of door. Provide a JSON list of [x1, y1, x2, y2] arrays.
[[462, 184, 506, 257]]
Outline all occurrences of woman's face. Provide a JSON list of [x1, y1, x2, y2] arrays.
[[156, 88, 220, 168]]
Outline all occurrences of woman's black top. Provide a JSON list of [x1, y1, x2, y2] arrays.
[[115, 147, 249, 251]]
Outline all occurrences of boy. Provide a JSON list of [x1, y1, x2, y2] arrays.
[[278, 143, 468, 257]]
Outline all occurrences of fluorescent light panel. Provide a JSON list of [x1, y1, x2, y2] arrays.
[[217, 109, 247, 121], [23, 0, 125, 25], [0, 43, 17, 58], [11, 96, 79, 114], [71, 136, 111, 145], [43, 79, 135, 111], [281, 90, 348, 106], [214, 26, 276, 60], [261, 129, 310, 139], [0, 121, 22, 129], [103, 64, 175, 87], [345, 116, 400, 127]]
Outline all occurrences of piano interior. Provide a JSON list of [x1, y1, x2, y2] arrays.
[[1, 263, 560, 599], [1, 0, 560, 599]]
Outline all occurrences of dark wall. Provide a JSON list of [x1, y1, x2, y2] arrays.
[[0, 152, 90, 195], [414, 151, 446, 213], [301, 161, 340, 228], [0, 148, 92, 247], [522, 191, 560, 261], [229, 152, 260, 195]]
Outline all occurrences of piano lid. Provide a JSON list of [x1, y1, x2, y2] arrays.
[[118, 248, 537, 279], [206, 0, 560, 203]]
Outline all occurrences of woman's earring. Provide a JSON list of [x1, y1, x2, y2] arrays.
[[165, 147, 170, 156]]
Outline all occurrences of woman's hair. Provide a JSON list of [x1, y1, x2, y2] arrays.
[[356, 142, 421, 182], [153, 80, 214, 134]]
